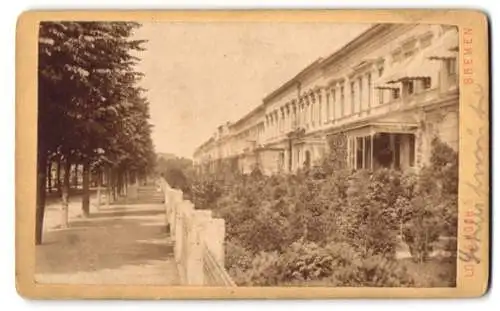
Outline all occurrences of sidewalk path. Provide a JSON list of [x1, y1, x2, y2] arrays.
[[35, 199, 179, 285]]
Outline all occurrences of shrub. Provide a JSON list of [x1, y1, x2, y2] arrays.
[[190, 178, 222, 210], [194, 138, 458, 284], [240, 251, 282, 286], [403, 137, 458, 263], [280, 241, 336, 282], [346, 254, 416, 287], [343, 169, 400, 257]]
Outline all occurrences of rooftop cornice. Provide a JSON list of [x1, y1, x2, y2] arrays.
[[262, 57, 324, 104]]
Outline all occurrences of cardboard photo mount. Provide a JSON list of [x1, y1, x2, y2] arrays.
[[16, 9, 490, 299]]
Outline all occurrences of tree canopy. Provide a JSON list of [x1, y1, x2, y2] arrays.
[[36, 22, 156, 244]]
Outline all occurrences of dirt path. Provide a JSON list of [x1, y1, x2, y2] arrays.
[[35, 200, 179, 285]]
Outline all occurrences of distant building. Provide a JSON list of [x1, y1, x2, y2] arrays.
[[193, 24, 459, 175]]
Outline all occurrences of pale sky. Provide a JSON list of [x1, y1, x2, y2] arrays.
[[133, 22, 371, 159]]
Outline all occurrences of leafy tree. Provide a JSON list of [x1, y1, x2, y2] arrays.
[[36, 22, 155, 244]]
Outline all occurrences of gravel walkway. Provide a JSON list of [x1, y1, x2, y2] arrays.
[[35, 198, 179, 285]]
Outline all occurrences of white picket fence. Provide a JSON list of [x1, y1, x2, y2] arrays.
[[161, 179, 236, 286]]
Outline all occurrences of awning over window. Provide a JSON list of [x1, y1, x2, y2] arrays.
[[375, 29, 459, 85], [346, 123, 419, 138], [378, 51, 431, 84], [425, 30, 459, 60], [343, 113, 420, 137], [374, 85, 399, 90]]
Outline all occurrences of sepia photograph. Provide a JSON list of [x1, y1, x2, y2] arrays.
[[15, 10, 489, 299]]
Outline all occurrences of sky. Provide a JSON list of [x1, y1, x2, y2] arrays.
[[133, 22, 370, 159]]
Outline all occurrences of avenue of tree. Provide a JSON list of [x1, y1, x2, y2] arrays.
[[37, 22, 156, 245]]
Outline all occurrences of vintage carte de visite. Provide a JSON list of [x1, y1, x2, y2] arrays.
[[15, 9, 489, 299]]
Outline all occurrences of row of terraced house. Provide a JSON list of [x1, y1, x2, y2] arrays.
[[193, 24, 459, 176]]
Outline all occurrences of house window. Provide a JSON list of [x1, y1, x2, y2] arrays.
[[349, 135, 373, 170], [356, 137, 364, 169], [318, 95, 322, 125], [378, 66, 384, 77], [309, 102, 315, 127], [364, 136, 372, 169], [367, 74, 372, 108], [445, 58, 458, 85], [278, 151, 285, 171], [392, 88, 401, 100], [404, 80, 414, 95], [350, 82, 355, 114], [409, 134, 415, 167], [378, 89, 384, 105], [326, 93, 330, 122], [447, 58, 457, 76], [422, 77, 431, 89], [358, 77, 363, 111], [348, 137, 355, 168], [340, 85, 345, 116]]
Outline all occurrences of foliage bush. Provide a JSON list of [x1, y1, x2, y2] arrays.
[[232, 240, 417, 287], [191, 136, 458, 286], [402, 137, 458, 263]]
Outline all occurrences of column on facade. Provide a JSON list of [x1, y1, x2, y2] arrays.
[[308, 92, 316, 128], [304, 98, 308, 127], [299, 97, 304, 128], [317, 88, 322, 127], [292, 101, 297, 130], [274, 110, 279, 137], [303, 98, 307, 127], [345, 80, 350, 116], [269, 112, 273, 138], [264, 115, 268, 140], [270, 112, 274, 138], [312, 94, 316, 127], [332, 86, 337, 122], [324, 87, 330, 124], [280, 107, 285, 134], [298, 98, 303, 127], [282, 105, 286, 133], [266, 114, 273, 139], [269, 114, 274, 139], [275, 110, 278, 137], [329, 86, 334, 122], [276, 109, 280, 135], [367, 70, 373, 113], [285, 103, 290, 132], [359, 75, 364, 114], [269, 114, 273, 139], [309, 93, 316, 128], [307, 95, 312, 128], [300, 97, 305, 127]]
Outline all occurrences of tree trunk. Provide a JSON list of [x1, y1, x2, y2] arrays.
[[111, 168, 117, 201], [60, 157, 71, 229], [106, 167, 111, 206], [82, 160, 91, 217], [35, 151, 48, 245], [56, 157, 61, 195], [73, 164, 79, 189], [123, 171, 129, 196], [96, 169, 102, 209], [117, 170, 123, 196], [46, 160, 52, 193]]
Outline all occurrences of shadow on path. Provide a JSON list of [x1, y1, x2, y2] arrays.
[[35, 204, 179, 285]]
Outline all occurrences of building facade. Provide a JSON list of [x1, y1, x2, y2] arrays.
[[193, 24, 459, 175]]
